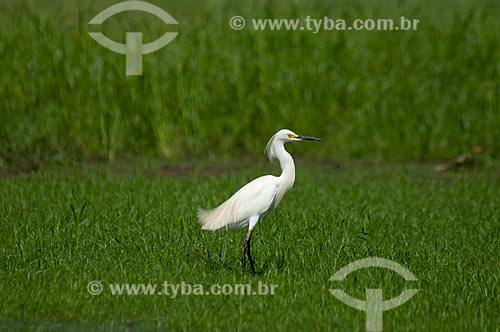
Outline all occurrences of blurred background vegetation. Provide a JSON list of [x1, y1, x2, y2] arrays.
[[0, 0, 498, 169]]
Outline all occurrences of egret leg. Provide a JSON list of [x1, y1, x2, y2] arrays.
[[241, 228, 255, 272], [246, 231, 255, 272]]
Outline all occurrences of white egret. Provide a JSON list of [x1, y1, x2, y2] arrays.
[[198, 129, 321, 272]]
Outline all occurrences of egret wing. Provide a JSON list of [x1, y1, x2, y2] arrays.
[[198, 175, 278, 230]]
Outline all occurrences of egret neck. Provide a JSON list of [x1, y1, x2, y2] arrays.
[[275, 142, 295, 190]]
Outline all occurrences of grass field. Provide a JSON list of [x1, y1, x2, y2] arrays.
[[1, 163, 499, 331], [1, 0, 499, 330], [0, 0, 499, 167]]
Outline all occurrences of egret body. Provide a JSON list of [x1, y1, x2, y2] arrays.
[[198, 129, 321, 272]]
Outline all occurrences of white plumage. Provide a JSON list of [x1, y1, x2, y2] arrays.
[[198, 175, 278, 230], [198, 129, 321, 271]]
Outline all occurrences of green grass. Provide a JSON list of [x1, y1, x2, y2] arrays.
[[1, 164, 499, 331], [0, 0, 499, 329], [0, 0, 499, 168]]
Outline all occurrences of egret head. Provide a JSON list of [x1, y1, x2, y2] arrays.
[[265, 129, 321, 161]]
